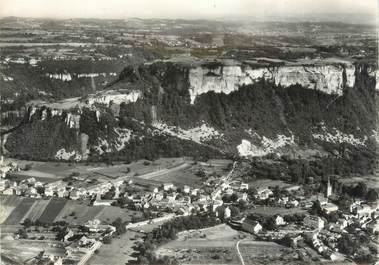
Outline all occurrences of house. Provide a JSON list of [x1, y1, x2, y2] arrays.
[[337, 218, 348, 229], [212, 200, 223, 212], [287, 199, 299, 208], [366, 220, 379, 234], [167, 194, 177, 203], [183, 185, 190, 194], [163, 183, 174, 191], [321, 203, 339, 214], [240, 183, 249, 191], [93, 200, 114, 206], [25, 187, 38, 197], [285, 185, 301, 192], [0, 179, 8, 191], [256, 188, 273, 200], [274, 215, 286, 226], [191, 189, 199, 196], [239, 193, 248, 201], [317, 196, 328, 206], [69, 189, 81, 200], [242, 219, 262, 234], [2, 188, 14, 195], [224, 207, 231, 219], [304, 215, 325, 230], [155, 193, 163, 201], [354, 204, 374, 219]]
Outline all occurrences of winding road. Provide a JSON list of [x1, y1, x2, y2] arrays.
[[236, 239, 246, 265]]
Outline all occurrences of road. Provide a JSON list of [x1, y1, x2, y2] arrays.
[[136, 162, 189, 180], [236, 239, 246, 265]]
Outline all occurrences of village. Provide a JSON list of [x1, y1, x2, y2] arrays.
[[0, 156, 378, 265]]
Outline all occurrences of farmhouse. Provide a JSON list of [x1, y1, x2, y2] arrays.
[[242, 219, 262, 234]]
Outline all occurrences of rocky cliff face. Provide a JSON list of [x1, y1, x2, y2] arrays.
[[188, 62, 355, 104], [4, 59, 378, 174]]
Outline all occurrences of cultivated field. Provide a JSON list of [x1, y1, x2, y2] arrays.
[[0, 195, 141, 226], [3, 198, 36, 225], [0, 196, 23, 223]]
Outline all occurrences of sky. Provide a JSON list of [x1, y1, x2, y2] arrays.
[[0, 0, 377, 20]]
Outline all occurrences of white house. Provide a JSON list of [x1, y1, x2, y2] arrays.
[[163, 183, 174, 191], [224, 207, 231, 219], [240, 183, 249, 190], [274, 215, 286, 226], [256, 188, 273, 200], [183, 185, 191, 194]]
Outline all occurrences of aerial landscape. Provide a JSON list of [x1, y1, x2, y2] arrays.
[[0, 0, 378, 264]]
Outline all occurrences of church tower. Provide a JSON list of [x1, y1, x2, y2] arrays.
[[326, 177, 332, 198]]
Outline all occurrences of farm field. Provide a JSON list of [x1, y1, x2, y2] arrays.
[[6, 158, 231, 188], [0, 195, 24, 223], [3, 197, 36, 225], [23, 199, 51, 222], [0, 195, 141, 226], [37, 198, 67, 223]]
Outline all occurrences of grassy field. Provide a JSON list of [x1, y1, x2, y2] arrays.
[[53, 200, 104, 224], [247, 179, 292, 190], [238, 241, 292, 265], [156, 224, 244, 265], [0, 239, 65, 264], [95, 206, 142, 224], [246, 206, 307, 217], [88, 230, 142, 265]]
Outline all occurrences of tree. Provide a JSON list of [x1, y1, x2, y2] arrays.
[[366, 189, 378, 202], [229, 206, 240, 217], [195, 169, 206, 179], [309, 201, 322, 215], [352, 182, 368, 198], [17, 228, 28, 239], [24, 164, 33, 171], [103, 235, 112, 244], [36, 186, 45, 195], [338, 234, 358, 256], [264, 217, 277, 231], [23, 218, 33, 228]]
